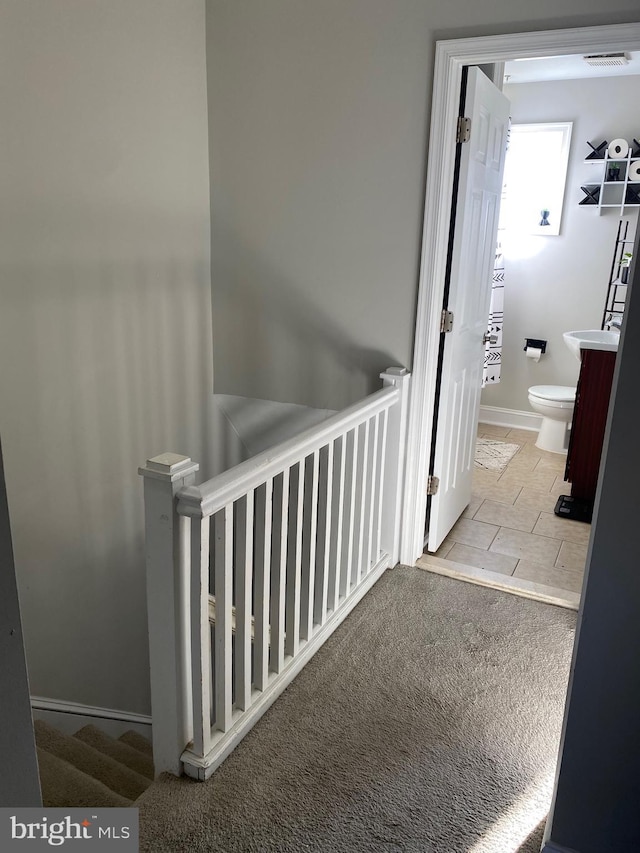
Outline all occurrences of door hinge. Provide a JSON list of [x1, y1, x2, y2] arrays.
[[427, 475, 440, 496], [456, 116, 471, 143], [440, 309, 454, 333]]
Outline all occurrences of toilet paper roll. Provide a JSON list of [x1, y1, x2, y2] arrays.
[[629, 160, 640, 182], [608, 138, 629, 159], [525, 346, 542, 363]]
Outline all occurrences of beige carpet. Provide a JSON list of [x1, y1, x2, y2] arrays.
[[137, 567, 575, 853], [34, 720, 154, 807]]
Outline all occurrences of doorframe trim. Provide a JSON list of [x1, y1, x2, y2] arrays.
[[400, 21, 640, 566]]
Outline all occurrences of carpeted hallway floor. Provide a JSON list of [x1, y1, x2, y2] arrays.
[[137, 566, 576, 853]]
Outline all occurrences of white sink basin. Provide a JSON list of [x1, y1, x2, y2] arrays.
[[563, 329, 619, 362]]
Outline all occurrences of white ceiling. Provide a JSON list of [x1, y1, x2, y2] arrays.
[[503, 51, 640, 84]]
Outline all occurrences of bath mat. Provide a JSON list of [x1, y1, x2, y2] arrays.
[[475, 437, 520, 471]]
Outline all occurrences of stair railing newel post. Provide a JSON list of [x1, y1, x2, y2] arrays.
[[138, 453, 200, 777], [379, 368, 411, 567]]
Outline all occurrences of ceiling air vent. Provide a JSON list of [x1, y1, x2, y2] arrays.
[[583, 52, 629, 67]]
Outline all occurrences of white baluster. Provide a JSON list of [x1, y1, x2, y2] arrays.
[[355, 419, 370, 583], [376, 408, 389, 562], [366, 414, 381, 573], [254, 479, 272, 690], [342, 428, 359, 596], [314, 441, 334, 626], [190, 515, 212, 756], [270, 470, 289, 674], [234, 493, 253, 712], [214, 506, 233, 731], [330, 435, 346, 612], [300, 451, 319, 640], [285, 463, 304, 656]]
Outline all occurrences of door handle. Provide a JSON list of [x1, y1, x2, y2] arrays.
[[483, 332, 498, 345]]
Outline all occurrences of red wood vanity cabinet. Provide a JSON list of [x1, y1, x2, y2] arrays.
[[565, 347, 617, 503]]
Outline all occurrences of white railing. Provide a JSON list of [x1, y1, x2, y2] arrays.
[[139, 368, 410, 780]]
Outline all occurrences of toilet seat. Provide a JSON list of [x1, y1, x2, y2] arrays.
[[528, 385, 575, 408]]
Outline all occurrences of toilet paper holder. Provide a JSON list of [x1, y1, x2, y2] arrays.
[[524, 338, 547, 354]]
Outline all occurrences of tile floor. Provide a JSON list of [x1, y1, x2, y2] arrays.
[[426, 423, 590, 598]]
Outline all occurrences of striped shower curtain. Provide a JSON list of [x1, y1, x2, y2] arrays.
[[483, 118, 510, 387], [482, 236, 504, 386]]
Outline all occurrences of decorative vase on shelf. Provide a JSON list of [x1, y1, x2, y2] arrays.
[[539, 209, 550, 226]]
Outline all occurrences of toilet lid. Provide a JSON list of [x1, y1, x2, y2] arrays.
[[528, 385, 576, 402]]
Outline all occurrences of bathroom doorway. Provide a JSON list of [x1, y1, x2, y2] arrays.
[[405, 23, 640, 606]]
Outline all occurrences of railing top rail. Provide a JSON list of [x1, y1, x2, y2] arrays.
[[177, 384, 400, 519]]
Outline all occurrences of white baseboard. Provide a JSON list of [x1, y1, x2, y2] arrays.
[[31, 696, 152, 739], [479, 404, 541, 432]]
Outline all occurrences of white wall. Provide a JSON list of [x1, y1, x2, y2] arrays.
[[0, 1, 212, 716], [482, 75, 639, 413], [206, 0, 639, 412]]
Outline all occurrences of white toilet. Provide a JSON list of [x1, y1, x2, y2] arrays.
[[527, 385, 576, 454]]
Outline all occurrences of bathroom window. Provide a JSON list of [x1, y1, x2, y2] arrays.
[[501, 122, 573, 236]]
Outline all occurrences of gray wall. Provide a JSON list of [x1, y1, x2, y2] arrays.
[[206, 0, 639, 411], [0, 1, 212, 715], [543, 238, 640, 852], [214, 394, 335, 462], [482, 75, 639, 413], [0, 439, 41, 807], [2, 0, 639, 737]]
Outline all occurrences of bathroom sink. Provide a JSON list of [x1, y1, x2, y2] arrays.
[[563, 329, 619, 362]]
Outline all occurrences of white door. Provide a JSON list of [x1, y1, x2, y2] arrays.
[[427, 66, 510, 551]]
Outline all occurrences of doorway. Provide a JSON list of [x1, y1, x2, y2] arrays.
[[400, 22, 640, 580]]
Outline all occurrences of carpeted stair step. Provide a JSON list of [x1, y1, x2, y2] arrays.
[[74, 724, 155, 780], [36, 747, 132, 808], [118, 730, 154, 758], [34, 720, 151, 801]]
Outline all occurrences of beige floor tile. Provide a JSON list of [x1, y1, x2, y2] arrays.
[[462, 496, 483, 518], [533, 456, 567, 476], [447, 543, 517, 575], [533, 512, 591, 546], [510, 448, 541, 466], [499, 454, 539, 474], [478, 423, 511, 437], [514, 560, 584, 594], [514, 488, 559, 514], [473, 499, 540, 533], [505, 428, 539, 442], [527, 445, 564, 462], [438, 426, 587, 602], [550, 476, 571, 497], [509, 439, 530, 450], [473, 468, 502, 486], [425, 538, 454, 559], [448, 517, 499, 550], [556, 540, 589, 572], [497, 469, 557, 492], [490, 527, 561, 565], [471, 481, 522, 506]]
